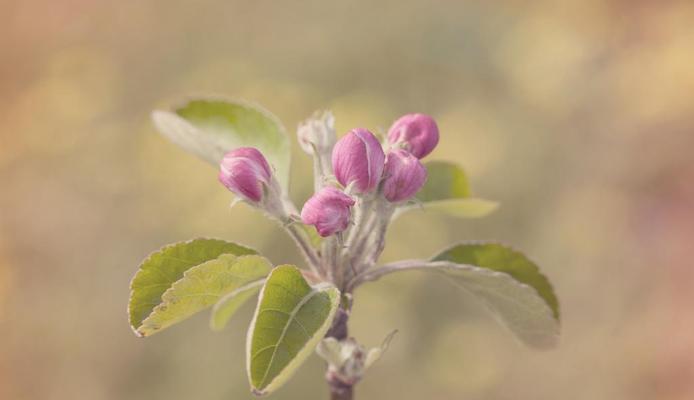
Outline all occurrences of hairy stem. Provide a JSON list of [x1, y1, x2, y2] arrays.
[[345, 210, 377, 270], [313, 155, 325, 193], [284, 223, 322, 275], [349, 259, 456, 288], [364, 206, 394, 266], [323, 235, 340, 285], [343, 197, 372, 251], [346, 203, 394, 283]]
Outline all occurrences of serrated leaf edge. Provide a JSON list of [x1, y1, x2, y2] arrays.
[[136, 254, 271, 337], [433, 240, 560, 321], [127, 237, 257, 337]]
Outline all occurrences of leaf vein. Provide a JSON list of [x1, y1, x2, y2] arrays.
[[257, 289, 322, 387]]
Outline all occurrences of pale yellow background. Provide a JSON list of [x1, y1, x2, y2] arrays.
[[2, 1, 693, 399]]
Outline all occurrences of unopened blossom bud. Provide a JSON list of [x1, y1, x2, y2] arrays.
[[382, 149, 427, 202], [301, 187, 355, 237], [218, 147, 272, 203], [387, 113, 439, 159], [297, 111, 336, 155], [332, 128, 385, 193]]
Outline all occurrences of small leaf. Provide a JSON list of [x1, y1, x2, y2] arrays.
[[210, 279, 265, 331], [396, 161, 497, 219], [128, 238, 256, 336], [432, 243, 560, 348], [247, 265, 340, 396], [364, 330, 398, 370], [137, 255, 272, 337], [418, 161, 471, 202], [152, 97, 291, 188], [315, 337, 344, 367]]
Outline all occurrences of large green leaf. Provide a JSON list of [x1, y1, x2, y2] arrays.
[[247, 265, 340, 396], [432, 243, 559, 348], [151, 97, 291, 188], [128, 238, 257, 337], [397, 161, 498, 219], [137, 255, 272, 337], [356, 243, 559, 348]]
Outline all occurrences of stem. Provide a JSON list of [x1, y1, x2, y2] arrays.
[[343, 197, 372, 251], [278, 196, 323, 276], [349, 259, 453, 289], [329, 383, 353, 400], [322, 235, 339, 284], [345, 210, 377, 268], [347, 204, 394, 280], [325, 302, 354, 400], [364, 206, 394, 266], [313, 156, 325, 193], [285, 223, 322, 275]]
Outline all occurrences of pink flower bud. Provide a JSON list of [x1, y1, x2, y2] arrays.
[[387, 113, 439, 159], [382, 149, 427, 202], [218, 147, 272, 203], [301, 187, 356, 237], [332, 128, 385, 193]]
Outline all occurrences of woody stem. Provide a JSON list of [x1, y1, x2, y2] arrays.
[[325, 305, 354, 400]]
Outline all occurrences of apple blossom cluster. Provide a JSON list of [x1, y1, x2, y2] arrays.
[[218, 113, 439, 289]]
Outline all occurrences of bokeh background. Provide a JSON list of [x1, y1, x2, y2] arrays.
[[2, 1, 694, 399]]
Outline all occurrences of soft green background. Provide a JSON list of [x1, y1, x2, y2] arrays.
[[2, 1, 694, 399]]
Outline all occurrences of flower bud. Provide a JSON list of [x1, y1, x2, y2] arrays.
[[297, 111, 336, 155], [218, 147, 272, 203], [332, 128, 385, 193], [387, 113, 439, 159], [301, 187, 356, 237], [382, 149, 427, 202]]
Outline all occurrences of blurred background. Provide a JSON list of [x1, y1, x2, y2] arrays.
[[2, 0, 694, 399]]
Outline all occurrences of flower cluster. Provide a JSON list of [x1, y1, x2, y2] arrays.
[[217, 113, 439, 286], [303, 114, 436, 236]]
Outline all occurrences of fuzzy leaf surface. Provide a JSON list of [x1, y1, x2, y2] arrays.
[[432, 243, 559, 348], [247, 265, 340, 395], [152, 97, 291, 188], [128, 238, 256, 336], [137, 255, 271, 336]]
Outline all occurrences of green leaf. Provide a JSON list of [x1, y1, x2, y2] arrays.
[[247, 265, 340, 396], [364, 330, 398, 370], [128, 238, 257, 337], [152, 97, 291, 188], [418, 161, 471, 202], [210, 279, 265, 331], [396, 161, 498, 219], [137, 254, 272, 337], [432, 243, 559, 348]]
